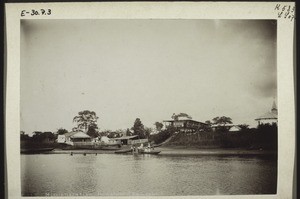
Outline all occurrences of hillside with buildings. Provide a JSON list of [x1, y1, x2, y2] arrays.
[[150, 102, 278, 150], [154, 124, 277, 150]]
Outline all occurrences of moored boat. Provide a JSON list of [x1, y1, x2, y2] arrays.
[[60, 143, 121, 150], [114, 149, 133, 154], [133, 143, 161, 155], [140, 150, 161, 155]]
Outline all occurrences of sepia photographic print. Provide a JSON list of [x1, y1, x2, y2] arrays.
[[5, 2, 295, 199]]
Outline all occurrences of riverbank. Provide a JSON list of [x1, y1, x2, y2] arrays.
[[156, 146, 277, 156], [33, 146, 277, 156], [150, 124, 278, 152]]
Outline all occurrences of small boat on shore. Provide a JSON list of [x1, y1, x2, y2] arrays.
[[114, 149, 132, 154], [131, 143, 161, 155], [140, 150, 161, 155]]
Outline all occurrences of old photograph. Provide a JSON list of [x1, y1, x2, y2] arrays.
[[4, 2, 296, 199], [20, 19, 278, 196]]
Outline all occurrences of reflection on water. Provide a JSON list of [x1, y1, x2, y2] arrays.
[[21, 154, 277, 196]]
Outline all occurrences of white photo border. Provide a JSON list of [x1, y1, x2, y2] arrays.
[[5, 2, 295, 199]]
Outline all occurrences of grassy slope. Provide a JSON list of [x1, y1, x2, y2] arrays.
[[157, 130, 277, 150]]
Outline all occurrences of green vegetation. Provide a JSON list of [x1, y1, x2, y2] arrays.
[[212, 116, 233, 125], [207, 116, 233, 132], [154, 122, 164, 132], [131, 118, 147, 139], [149, 126, 177, 144], [57, 128, 68, 135], [21, 131, 59, 149], [20, 131, 30, 141], [73, 110, 99, 137], [126, 128, 132, 136], [171, 113, 192, 120], [152, 123, 277, 150]]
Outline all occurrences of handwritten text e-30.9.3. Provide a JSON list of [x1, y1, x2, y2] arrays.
[[21, 9, 51, 17]]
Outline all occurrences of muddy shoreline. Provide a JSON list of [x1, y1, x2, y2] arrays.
[[28, 146, 277, 156]]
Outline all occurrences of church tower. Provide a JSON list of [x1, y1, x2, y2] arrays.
[[271, 100, 277, 114], [255, 99, 278, 126]]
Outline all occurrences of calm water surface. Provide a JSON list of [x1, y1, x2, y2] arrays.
[[21, 153, 277, 196]]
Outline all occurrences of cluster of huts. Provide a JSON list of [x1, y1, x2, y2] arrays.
[[57, 132, 149, 147]]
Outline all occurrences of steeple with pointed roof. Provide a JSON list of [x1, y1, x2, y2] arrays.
[[255, 99, 278, 125], [271, 100, 277, 114]]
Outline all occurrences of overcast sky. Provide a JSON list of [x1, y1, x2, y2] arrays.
[[20, 19, 277, 134]]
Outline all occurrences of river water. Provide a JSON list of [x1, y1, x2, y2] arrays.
[[21, 153, 277, 196]]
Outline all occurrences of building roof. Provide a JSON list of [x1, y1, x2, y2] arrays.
[[163, 119, 208, 125], [211, 124, 235, 127], [255, 100, 278, 121], [114, 135, 138, 140], [255, 111, 278, 120], [229, 126, 241, 131], [64, 131, 91, 138], [63, 131, 77, 137]]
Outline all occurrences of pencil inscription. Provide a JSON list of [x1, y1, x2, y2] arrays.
[[274, 4, 295, 21]]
